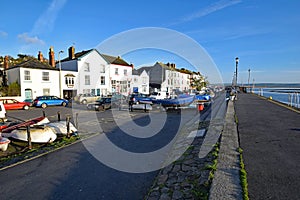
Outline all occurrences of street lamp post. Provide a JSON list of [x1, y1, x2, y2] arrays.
[[248, 69, 251, 92], [235, 57, 239, 88], [58, 50, 64, 98]]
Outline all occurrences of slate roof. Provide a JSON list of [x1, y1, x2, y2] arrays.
[[60, 49, 131, 67], [60, 49, 93, 62], [101, 54, 131, 66], [8, 59, 58, 71]]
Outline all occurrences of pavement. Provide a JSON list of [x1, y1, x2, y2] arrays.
[[234, 93, 300, 200]]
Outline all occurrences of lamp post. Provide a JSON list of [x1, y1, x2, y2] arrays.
[[235, 57, 239, 88], [58, 50, 64, 98], [248, 69, 251, 92]]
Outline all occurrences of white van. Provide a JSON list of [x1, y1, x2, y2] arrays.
[[0, 101, 7, 122]]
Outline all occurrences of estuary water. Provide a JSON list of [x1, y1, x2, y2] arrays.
[[245, 83, 300, 108]]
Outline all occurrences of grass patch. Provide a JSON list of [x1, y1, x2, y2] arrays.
[[238, 147, 249, 200], [0, 134, 81, 169]]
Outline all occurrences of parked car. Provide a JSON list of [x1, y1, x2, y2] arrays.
[[0, 101, 7, 122], [0, 99, 31, 110], [33, 96, 69, 108], [128, 93, 152, 105], [24, 99, 34, 106], [74, 93, 98, 104], [87, 97, 112, 111]]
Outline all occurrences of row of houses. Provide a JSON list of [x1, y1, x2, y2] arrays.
[[0, 46, 201, 100]]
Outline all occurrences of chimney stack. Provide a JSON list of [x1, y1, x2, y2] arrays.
[[38, 51, 44, 62], [49, 46, 55, 67], [4, 55, 9, 70], [68, 46, 75, 60]]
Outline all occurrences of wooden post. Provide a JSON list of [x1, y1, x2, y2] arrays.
[[66, 116, 70, 138], [57, 111, 61, 121], [75, 113, 78, 129], [26, 126, 32, 149]]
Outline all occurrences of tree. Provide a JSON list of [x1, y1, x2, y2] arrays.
[[8, 81, 21, 96], [191, 74, 209, 91]]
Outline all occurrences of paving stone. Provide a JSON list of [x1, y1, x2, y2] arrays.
[[157, 174, 168, 185], [172, 190, 183, 200], [159, 193, 171, 200]]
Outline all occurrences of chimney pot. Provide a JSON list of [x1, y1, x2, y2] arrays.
[[49, 46, 55, 67], [68, 46, 75, 60], [38, 51, 44, 62], [4, 55, 9, 69]]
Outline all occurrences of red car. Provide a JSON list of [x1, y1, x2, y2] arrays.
[[0, 99, 31, 110]]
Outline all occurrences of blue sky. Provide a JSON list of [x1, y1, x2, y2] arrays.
[[1, 0, 300, 84]]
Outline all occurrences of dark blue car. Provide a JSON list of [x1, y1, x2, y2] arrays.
[[33, 96, 68, 108]]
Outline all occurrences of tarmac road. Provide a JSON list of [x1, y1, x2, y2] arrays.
[[235, 93, 300, 200], [0, 93, 228, 200]]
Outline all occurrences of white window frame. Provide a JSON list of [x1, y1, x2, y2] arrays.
[[84, 62, 90, 72], [24, 70, 31, 81], [42, 71, 50, 81], [100, 76, 105, 85], [85, 75, 90, 85], [100, 64, 105, 73]]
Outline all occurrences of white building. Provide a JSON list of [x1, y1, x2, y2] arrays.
[[6, 49, 60, 100], [131, 69, 150, 94], [58, 46, 133, 97]]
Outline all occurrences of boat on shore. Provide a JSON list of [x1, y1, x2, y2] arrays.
[[152, 94, 195, 108], [0, 136, 10, 151], [1, 117, 78, 143]]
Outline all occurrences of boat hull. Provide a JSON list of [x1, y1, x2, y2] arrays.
[[153, 95, 195, 108]]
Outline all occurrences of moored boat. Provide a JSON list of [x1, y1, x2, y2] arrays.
[[152, 94, 195, 108]]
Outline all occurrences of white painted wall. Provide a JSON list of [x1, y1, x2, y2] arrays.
[[131, 70, 149, 94], [7, 67, 60, 100]]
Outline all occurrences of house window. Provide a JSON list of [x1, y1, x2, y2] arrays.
[[84, 62, 90, 72], [43, 88, 50, 95], [65, 77, 74, 87], [42, 72, 49, 81], [101, 76, 105, 85], [142, 77, 147, 84], [100, 64, 105, 73], [24, 70, 31, 80], [124, 69, 127, 76], [111, 80, 116, 85], [115, 68, 119, 75], [85, 75, 90, 85]]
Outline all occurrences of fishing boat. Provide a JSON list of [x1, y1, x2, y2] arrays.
[[152, 94, 195, 109], [194, 94, 211, 103]]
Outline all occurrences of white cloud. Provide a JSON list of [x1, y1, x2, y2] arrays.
[[18, 33, 45, 45], [32, 0, 67, 35], [0, 30, 8, 37], [171, 0, 241, 25]]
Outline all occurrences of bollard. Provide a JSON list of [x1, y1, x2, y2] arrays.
[[42, 110, 45, 117], [57, 111, 61, 121], [66, 116, 70, 138], [75, 113, 79, 129], [26, 126, 32, 149]]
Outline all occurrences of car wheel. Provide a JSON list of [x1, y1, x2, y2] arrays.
[[41, 103, 47, 108], [62, 102, 67, 107], [23, 105, 29, 110], [82, 99, 87, 104]]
